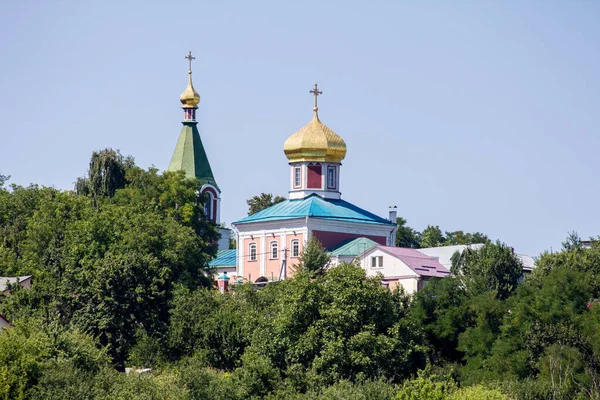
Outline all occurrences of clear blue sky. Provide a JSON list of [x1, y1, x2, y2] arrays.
[[1, 1, 599, 257]]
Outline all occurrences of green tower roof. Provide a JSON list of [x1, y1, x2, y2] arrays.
[[168, 122, 219, 191]]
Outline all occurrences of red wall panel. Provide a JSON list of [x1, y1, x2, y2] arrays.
[[307, 165, 322, 189]]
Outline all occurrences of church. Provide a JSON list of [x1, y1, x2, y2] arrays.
[[168, 53, 398, 284]]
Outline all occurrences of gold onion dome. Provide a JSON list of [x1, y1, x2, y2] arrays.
[[283, 84, 347, 163], [180, 71, 200, 108]]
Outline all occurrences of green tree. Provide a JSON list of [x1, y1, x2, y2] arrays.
[[419, 225, 445, 248], [395, 217, 421, 248], [0, 174, 8, 188], [454, 241, 523, 300], [293, 237, 330, 277], [75, 148, 134, 202], [444, 231, 489, 246], [247, 193, 286, 216]]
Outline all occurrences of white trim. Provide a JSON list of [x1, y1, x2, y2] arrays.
[[269, 240, 279, 260], [248, 242, 257, 262]]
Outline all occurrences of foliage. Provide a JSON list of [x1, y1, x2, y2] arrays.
[[419, 225, 445, 248], [293, 236, 331, 277], [247, 193, 286, 216], [74, 148, 134, 202], [395, 217, 421, 248], [0, 153, 217, 369], [453, 241, 523, 300], [4, 153, 600, 399]]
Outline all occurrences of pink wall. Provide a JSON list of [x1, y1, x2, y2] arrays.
[[265, 237, 281, 281], [243, 237, 260, 282], [286, 233, 304, 278], [311, 230, 386, 249]]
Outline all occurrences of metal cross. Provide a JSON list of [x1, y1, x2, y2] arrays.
[[185, 51, 195, 72], [309, 83, 322, 111]]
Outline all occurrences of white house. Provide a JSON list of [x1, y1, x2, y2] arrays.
[[0, 275, 32, 295], [354, 245, 450, 294]]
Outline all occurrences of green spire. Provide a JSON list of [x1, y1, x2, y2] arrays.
[[168, 122, 219, 191]]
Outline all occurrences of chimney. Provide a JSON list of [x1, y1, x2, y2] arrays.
[[388, 206, 397, 223]]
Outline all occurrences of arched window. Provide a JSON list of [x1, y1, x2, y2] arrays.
[[248, 243, 257, 261], [291, 239, 300, 258], [203, 193, 213, 221], [270, 241, 278, 259]]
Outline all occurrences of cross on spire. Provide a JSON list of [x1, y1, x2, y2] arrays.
[[310, 83, 322, 112], [185, 51, 195, 72]]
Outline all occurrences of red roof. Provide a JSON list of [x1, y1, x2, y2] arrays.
[[379, 246, 451, 278]]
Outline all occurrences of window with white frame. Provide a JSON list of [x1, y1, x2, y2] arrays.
[[291, 239, 300, 257], [249, 243, 257, 261], [270, 241, 278, 259], [371, 256, 383, 268], [294, 166, 301, 188], [327, 166, 336, 189]]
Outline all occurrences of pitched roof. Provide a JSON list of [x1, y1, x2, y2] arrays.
[[209, 249, 237, 267], [417, 244, 484, 269], [0, 275, 32, 292], [377, 247, 450, 278], [233, 194, 394, 226], [168, 122, 219, 190], [329, 237, 378, 257]]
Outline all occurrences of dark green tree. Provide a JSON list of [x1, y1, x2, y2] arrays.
[[246, 193, 286, 216], [454, 241, 523, 300], [293, 236, 330, 277], [444, 231, 490, 246], [75, 148, 134, 201], [396, 217, 421, 248]]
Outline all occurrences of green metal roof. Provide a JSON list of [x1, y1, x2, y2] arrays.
[[328, 237, 378, 257], [209, 249, 237, 267], [168, 122, 219, 190], [233, 194, 394, 226]]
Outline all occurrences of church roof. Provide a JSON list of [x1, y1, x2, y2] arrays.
[[209, 249, 237, 267], [168, 122, 219, 190], [233, 194, 394, 226], [328, 237, 378, 257]]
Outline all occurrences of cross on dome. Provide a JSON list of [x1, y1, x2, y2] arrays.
[[185, 51, 195, 73], [310, 83, 322, 112]]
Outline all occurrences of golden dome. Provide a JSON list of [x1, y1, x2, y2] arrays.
[[180, 72, 200, 108], [284, 110, 347, 163]]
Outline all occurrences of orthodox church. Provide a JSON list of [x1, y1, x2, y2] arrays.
[[167, 53, 397, 283]]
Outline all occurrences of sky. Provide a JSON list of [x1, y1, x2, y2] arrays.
[[1, 1, 599, 257]]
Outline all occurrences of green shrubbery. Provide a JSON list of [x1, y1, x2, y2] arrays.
[[2, 151, 600, 398]]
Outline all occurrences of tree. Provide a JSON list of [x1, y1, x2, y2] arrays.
[[396, 217, 421, 248], [294, 237, 330, 277], [454, 241, 523, 300], [246, 193, 286, 216], [420, 225, 445, 248], [75, 148, 134, 202], [0, 174, 8, 188], [444, 231, 489, 246]]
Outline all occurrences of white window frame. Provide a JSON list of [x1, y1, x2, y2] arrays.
[[294, 166, 301, 188], [371, 255, 383, 268], [249, 243, 257, 262], [327, 166, 336, 189], [270, 241, 278, 259], [291, 239, 300, 258]]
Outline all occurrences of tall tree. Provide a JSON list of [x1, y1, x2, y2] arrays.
[[75, 148, 134, 201], [246, 193, 286, 216], [396, 217, 421, 248], [454, 241, 523, 300], [0, 173, 8, 188], [293, 237, 330, 277], [420, 225, 445, 248]]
